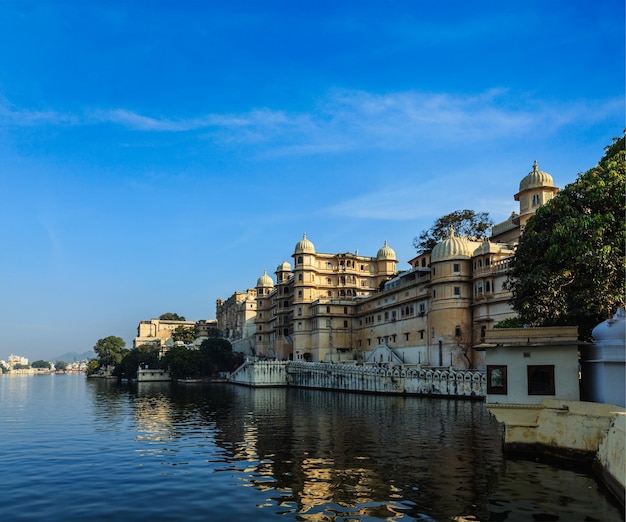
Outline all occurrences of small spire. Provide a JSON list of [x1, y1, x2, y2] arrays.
[[533, 160, 538, 172], [449, 225, 455, 237]]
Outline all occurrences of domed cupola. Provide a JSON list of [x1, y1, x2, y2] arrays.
[[277, 260, 291, 272], [294, 233, 315, 254], [431, 227, 476, 262], [592, 308, 626, 345], [473, 238, 499, 257], [376, 240, 396, 260], [256, 270, 274, 288], [518, 160, 554, 192]]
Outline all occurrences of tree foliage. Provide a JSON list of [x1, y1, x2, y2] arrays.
[[413, 209, 493, 255], [171, 325, 196, 344], [113, 343, 162, 379], [55, 360, 68, 371], [31, 360, 51, 369], [505, 134, 625, 340], [160, 338, 240, 379], [85, 359, 100, 375], [93, 336, 128, 367], [200, 338, 236, 374], [161, 345, 203, 379], [159, 312, 186, 321]]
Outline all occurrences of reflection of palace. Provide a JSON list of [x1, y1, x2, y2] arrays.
[[218, 163, 558, 370], [212, 386, 502, 518]]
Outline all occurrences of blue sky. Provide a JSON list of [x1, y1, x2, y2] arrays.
[[0, 1, 623, 361]]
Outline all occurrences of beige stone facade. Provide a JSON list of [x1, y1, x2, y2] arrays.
[[133, 318, 197, 348], [218, 162, 558, 369], [216, 289, 257, 352]]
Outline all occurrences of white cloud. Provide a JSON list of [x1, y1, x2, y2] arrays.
[[2, 89, 620, 156]]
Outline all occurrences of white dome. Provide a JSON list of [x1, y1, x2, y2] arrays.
[[256, 270, 274, 288], [277, 260, 291, 272], [519, 161, 554, 192], [592, 308, 626, 345], [376, 240, 396, 260], [431, 228, 479, 262], [294, 232, 315, 254], [294, 233, 315, 254]]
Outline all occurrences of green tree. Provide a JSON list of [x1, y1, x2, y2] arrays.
[[93, 336, 128, 367], [161, 345, 202, 379], [505, 134, 625, 340], [413, 209, 493, 255], [493, 317, 525, 329], [199, 337, 235, 374], [55, 360, 68, 371], [206, 327, 220, 338], [159, 312, 186, 321], [171, 325, 196, 344], [86, 359, 100, 375], [31, 360, 51, 369], [113, 343, 161, 379]]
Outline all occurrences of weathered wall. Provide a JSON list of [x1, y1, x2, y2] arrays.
[[595, 412, 626, 506], [229, 360, 486, 398], [487, 399, 626, 507]]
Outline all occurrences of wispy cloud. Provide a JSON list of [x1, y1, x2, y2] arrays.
[[2, 89, 620, 156], [0, 97, 78, 126]]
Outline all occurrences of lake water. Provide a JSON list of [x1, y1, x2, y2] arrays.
[[0, 374, 622, 521]]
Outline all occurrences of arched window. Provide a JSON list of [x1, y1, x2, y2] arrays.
[[297, 256, 303, 264]]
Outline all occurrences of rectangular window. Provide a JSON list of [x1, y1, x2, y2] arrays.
[[527, 365, 555, 395], [453, 263, 460, 272], [487, 365, 508, 395], [405, 333, 410, 341], [454, 286, 460, 296], [419, 330, 424, 339]]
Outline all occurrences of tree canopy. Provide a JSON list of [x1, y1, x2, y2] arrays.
[[413, 209, 493, 255], [113, 343, 162, 379], [93, 336, 128, 367], [159, 312, 186, 321], [505, 134, 625, 340], [171, 325, 196, 344], [31, 360, 51, 369]]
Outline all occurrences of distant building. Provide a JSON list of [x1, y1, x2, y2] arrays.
[[133, 318, 198, 350]]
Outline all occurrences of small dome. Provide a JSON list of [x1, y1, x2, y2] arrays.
[[256, 270, 274, 288], [376, 240, 396, 260], [431, 228, 479, 262], [277, 260, 291, 272], [519, 161, 554, 192], [473, 240, 497, 256], [592, 308, 626, 345], [294, 233, 315, 254]]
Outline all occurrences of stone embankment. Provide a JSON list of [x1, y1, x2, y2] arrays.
[[229, 360, 485, 399]]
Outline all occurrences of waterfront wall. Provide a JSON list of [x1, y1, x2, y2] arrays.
[[487, 399, 626, 506], [229, 360, 486, 398]]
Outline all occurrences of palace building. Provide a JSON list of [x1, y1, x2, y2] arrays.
[[217, 162, 558, 370]]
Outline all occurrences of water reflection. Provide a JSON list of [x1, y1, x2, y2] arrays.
[[81, 380, 621, 521]]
